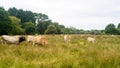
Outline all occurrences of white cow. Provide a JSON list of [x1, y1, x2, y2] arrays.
[[27, 35, 34, 43], [1, 35, 25, 44], [87, 37, 95, 43], [64, 35, 71, 43]]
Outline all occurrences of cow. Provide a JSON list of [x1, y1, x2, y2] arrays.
[[1, 35, 25, 45], [64, 35, 71, 43], [33, 35, 48, 46], [27, 35, 34, 43], [87, 37, 95, 43]]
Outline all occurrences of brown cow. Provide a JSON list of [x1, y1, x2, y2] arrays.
[[33, 35, 48, 46]]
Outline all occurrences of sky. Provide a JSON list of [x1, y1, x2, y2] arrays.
[[0, 0, 120, 30]]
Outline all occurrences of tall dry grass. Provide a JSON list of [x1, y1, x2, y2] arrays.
[[0, 35, 120, 68]]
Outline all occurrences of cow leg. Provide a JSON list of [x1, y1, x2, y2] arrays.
[[33, 42, 36, 46], [1, 39, 6, 45]]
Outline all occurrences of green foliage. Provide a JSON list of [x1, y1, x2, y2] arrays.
[[53, 22, 62, 34], [36, 13, 49, 21], [8, 7, 52, 34], [117, 23, 120, 35], [8, 7, 35, 23], [105, 24, 117, 35], [90, 30, 103, 35], [37, 20, 51, 34], [10, 16, 25, 35], [117, 23, 120, 28], [24, 22, 36, 35], [8, 7, 18, 16], [44, 25, 57, 34], [0, 7, 13, 35]]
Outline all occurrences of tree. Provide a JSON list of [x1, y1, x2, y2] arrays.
[[24, 22, 36, 35], [37, 20, 51, 34], [116, 23, 120, 35], [0, 7, 13, 35], [59, 25, 65, 34], [10, 16, 25, 35], [44, 25, 57, 34], [53, 22, 62, 34], [8, 7, 35, 23], [8, 7, 18, 16], [90, 30, 103, 35], [105, 24, 117, 34], [117, 23, 120, 28]]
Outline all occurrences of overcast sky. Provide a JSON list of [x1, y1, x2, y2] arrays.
[[1, 0, 120, 30]]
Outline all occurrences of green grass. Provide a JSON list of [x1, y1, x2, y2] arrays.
[[0, 35, 120, 68]]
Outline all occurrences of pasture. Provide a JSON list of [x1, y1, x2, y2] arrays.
[[0, 35, 120, 68]]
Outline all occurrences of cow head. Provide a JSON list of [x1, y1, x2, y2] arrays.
[[19, 36, 25, 43]]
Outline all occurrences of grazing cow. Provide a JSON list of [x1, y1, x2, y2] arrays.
[[33, 35, 48, 45], [27, 35, 34, 43], [1, 35, 25, 44], [64, 35, 71, 43], [87, 37, 95, 43]]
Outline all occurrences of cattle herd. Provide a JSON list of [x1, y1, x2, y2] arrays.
[[0, 35, 95, 46]]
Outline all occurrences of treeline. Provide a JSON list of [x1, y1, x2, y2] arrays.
[[105, 23, 120, 35], [0, 6, 120, 35], [0, 7, 68, 35]]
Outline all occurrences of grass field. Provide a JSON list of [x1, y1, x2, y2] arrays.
[[0, 34, 120, 68]]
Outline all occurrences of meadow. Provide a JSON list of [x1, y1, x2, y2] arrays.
[[0, 34, 120, 68]]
